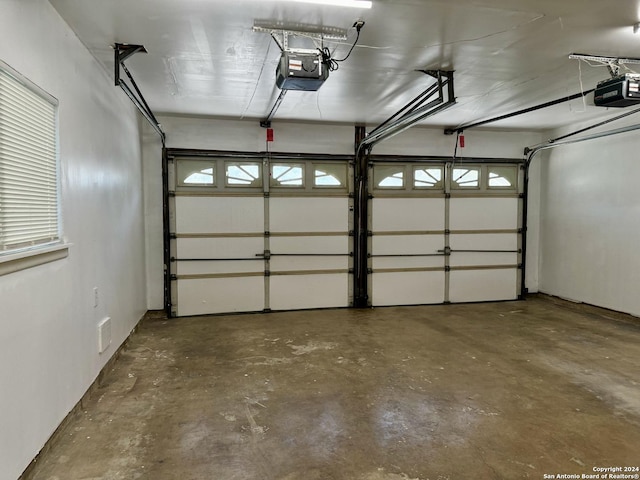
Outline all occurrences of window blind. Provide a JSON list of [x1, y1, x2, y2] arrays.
[[0, 65, 59, 253]]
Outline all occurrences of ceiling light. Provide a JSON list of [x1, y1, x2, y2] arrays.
[[282, 0, 372, 8]]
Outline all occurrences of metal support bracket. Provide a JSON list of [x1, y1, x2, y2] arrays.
[[114, 43, 166, 144], [359, 70, 456, 151]]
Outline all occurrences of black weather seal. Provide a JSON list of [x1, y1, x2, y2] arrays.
[[114, 43, 166, 145]]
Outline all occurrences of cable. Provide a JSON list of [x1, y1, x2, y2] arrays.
[[318, 22, 364, 72]]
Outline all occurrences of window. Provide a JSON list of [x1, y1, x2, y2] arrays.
[[452, 167, 480, 189], [225, 162, 262, 187], [0, 62, 59, 255], [271, 163, 304, 187], [177, 160, 216, 186], [314, 164, 346, 188], [488, 166, 518, 189], [413, 167, 443, 189], [374, 165, 405, 189]]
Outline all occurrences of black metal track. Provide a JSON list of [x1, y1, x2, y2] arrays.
[[444, 89, 595, 135], [360, 70, 456, 150], [114, 43, 166, 144], [261, 89, 288, 128]]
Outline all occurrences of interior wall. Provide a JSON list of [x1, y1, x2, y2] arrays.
[[538, 116, 640, 317], [143, 116, 543, 308], [0, 2, 146, 479]]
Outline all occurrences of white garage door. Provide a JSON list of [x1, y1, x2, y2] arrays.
[[369, 162, 523, 306], [169, 156, 352, 316]]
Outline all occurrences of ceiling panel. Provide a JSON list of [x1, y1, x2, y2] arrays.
[[49, 0, 640, 130]]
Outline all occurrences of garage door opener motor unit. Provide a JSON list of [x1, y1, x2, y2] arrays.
[[594, 73, 640, 107], [276, 50, 329, 91]]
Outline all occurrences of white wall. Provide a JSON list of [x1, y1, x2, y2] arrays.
[[0, 2, 148, 479], [143, 116, 543, 306], [538, 116, 640, 316]]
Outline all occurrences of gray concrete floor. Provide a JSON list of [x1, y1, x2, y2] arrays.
[[28, 296, 640, 480]]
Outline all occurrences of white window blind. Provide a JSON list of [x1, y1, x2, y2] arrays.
[[0, 63, 59, 253]]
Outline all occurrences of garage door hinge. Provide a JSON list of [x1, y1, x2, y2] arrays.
[[262, 250, 271, 259], [169, 191, 176, 197], [518, 264, 523, 270], [170, 274, 177, 280], [349, 252, 354, 257], [367, 230, 373, 237], [349, 230, 355, 236], [265, 231, 270, 237], [368, 194, 374, 199], [265, 270, 271, 277], [264, 192, 270, 198], [445, 229, 451, 235], [367, 268, 373, 274], [518, 227, 525, 234], [349, 192, 355, 198], [169, 233, 177, 239], [170, 257, 176, 262], [348, 268, 354, 274], [445, 193, 451, 199], [519, 193, 525, 199], [445, 266, 451, 272]]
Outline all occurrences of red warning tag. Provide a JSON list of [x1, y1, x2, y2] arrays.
[[267, 128, 274, 142], [459, 134, 465, 148]]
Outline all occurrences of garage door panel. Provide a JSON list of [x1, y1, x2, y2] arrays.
[[449, 269, 518, 303], [176, 238, 264, 258], [372, 235, 444, 255], [450, 198, 518, 230], [270, 236, 348, 254], [175, 196, 263, 234], [449, 252, 518, 267], [372, 272, 445, 306], [270, 256, 348, 272], [372, 257, 444, 269], [449, 234, 518, 251], [176, 260, 264, 276], [270, 198, 348, 232], [372, 198, 445, 231], [270, 274, 348, 310], [176, 277, 265, 316]]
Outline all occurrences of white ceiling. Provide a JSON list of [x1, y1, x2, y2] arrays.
[[49, 0, 640, 131]]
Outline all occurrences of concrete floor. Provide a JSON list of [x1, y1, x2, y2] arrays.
[[27, 296, 640, 480]]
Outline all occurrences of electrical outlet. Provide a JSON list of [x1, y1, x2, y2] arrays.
[[98, 317, 111, 354], [93, 287, 99, 308]]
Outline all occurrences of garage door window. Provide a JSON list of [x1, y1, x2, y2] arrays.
[[413, 166, 444, 189], [177, 160, 216, 186], [488, 166, 518, 189], [314, 164, 345, 188], [226, 162, 262, 187], [374, 165, 405, 189], [452, 167, 480, 189], [271, 163, 304, 187]]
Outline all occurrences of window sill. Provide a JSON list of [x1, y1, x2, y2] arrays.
[[0, 243, 70, 277]]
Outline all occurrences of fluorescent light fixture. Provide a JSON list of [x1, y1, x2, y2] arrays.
[[283, 0, 372, 8]]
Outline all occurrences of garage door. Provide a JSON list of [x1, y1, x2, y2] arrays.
[[168, 155, 353, 316], [369, 161, 523, 306]]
